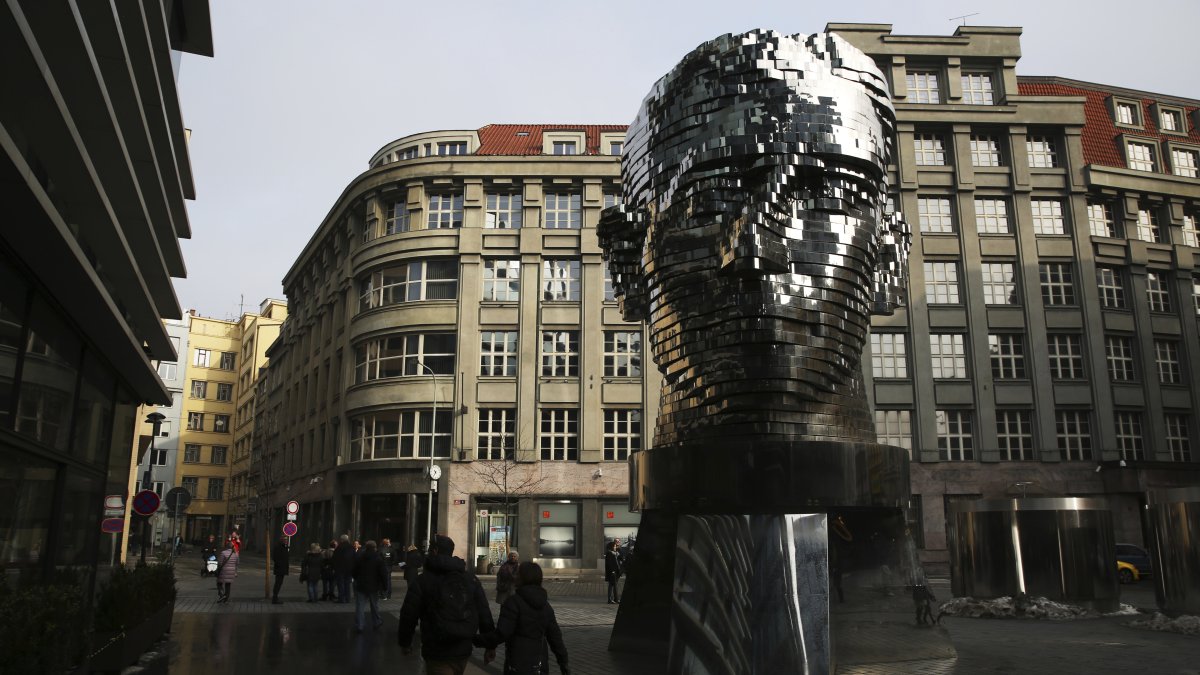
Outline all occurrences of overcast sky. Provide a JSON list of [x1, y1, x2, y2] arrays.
[[175, 0, 1199, 320]]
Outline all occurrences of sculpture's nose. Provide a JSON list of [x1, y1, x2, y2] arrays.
[[719, 210, 791, 276]]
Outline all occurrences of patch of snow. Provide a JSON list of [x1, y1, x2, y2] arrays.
[[937, 595, 1130, 621], [1127, 612, 1200, 636]]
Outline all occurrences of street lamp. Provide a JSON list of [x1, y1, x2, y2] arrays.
[[140, 412, 166, 565], [417, 361, 441, 551]]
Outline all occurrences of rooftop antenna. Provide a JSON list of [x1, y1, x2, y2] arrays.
[[950, 12, 980, 26], [239, 293, 245, 317]]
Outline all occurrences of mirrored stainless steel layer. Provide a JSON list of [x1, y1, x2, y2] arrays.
[[947, 498, 1118, 612], [1147, 487, 1200, 615], [672, 514, 829, 675]]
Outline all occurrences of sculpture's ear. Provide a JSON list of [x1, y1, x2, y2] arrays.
[[871, 208, 912, 316], [598, 204, 650, 322]]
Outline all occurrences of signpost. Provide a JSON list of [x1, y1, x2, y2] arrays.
[[286, 500, 299, 522], [282, 521, 298, 537], [132, 490, 161, 516], [163, 488, 192, 558]]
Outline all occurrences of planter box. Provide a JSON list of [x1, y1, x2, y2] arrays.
[[90, 602, 174, 673]]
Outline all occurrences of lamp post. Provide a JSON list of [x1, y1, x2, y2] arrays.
[[417, 361, 440, 551], [141, 412, 166, 565]]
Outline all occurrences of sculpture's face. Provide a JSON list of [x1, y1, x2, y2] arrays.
[[600, 32, 908, 444]]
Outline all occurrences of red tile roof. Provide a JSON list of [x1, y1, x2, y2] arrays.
[[476, 124, 628, 156], [1017, 79, 1200, 169]]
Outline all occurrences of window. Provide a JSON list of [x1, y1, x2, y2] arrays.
[[969, 134, 1003, 167], [981, 263, 1018, 305], [216, 383, 233, 402], [477, 408, 515, 460], [190, 380, 207, 399], [930, 334, 967, 379], [604, 331, 642, 377], [148, 446, 167, 466], [1046, 334, 1084, 380], [183, 444, 201, 463], [603, 409, 641, 461], [427, 192, 464, 229], [1146, 271, 1172, 312], [917, 197, 955, 233], [385, 201, 411, 235], [543, 192, 581, 229], [552, 141, 577, 156], [1030, 199, 1066, 235], [1127, 141, 1157, 172], [1087, 201, 1117, 238], [398, 146, 418, 160], [610, 141, 623, 155], [1161, 109, 1184, 132], [354, 333, 456, 382], [219, 352, 236, 371], [194, 348, 210, 367], [540, 409, 578, 460], [603, 268, 616, 302], [1105, 335, 1136, 381], [989, 334, 1026, 379], [936, 410, 973, 461], [211, 445, 228, 464], [974, 198, 1010, 234], [1165, 414, 1191, 462], [1056, 410, 1092, 461], [1194, 274, 1200, 315], [961, 72, 995, 105], [349, 410, 451, 460], [1181, 214, 1199, 248], [870, 333, 908, 379], [480, 331, 518, 377], [181, 476, 199, 497], [603, 192, 619, 209], [913, 134, 947, 166], [207, 478, 225, 501], [1115, 101, 1139, 126], [541, 259, 580, 301], [151, 481, 165, 498], [213, 414, 230, 433], [483, 259, 520, 302], [437, 141, 467, 156], [187, 412, 204, 431], [358, 259, 459, 311], [1096, 267, 1126, 309], [1115, 412, 1144, 460], [485, 193, 523, 229], [1171, 148, 1199, 178], [157, 362, 177, 380], [1039, 263, 1075, 305], [905, 70, 940, 103], [1026, 136, 1059, 168], [1135, 207, 1162, 243], [996, 411, 1034, 461], [924, 262, 961, 304], [541, 331, 579, 377], [1155, 340, 1181, 384], [874, 410, 912, 452]]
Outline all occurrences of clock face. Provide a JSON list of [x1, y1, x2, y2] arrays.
[[429, 465, 442, 480]]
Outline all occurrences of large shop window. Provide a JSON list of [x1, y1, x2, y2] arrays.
[[354, 332, 456, 383], [358, 259, 459, 312], [602, 503, 640, 558], [0, 450, 57, 572], [0, 257, 30, 432], [537, 502, 580, 558], [350, 409, 453, 460], [15, 298, 82, 451]]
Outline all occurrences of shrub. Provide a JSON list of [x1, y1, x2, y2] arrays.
[[93, 563, 177, 633], [0, 573, 88, 673]]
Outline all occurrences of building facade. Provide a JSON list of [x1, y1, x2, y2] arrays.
[[266, 125, 655, 570]]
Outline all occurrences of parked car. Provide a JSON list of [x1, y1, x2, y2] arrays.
[[1116, 543, 1153, 578], [1118, 560, 1140, 584]]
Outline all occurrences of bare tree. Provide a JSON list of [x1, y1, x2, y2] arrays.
[[460, 450, 546, 564]]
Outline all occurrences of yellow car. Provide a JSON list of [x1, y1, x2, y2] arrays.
[[1118, 560, 1140, 584]]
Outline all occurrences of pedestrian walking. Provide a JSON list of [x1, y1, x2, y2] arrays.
[[332, 534, 356, 603], [495, 550, 520, 604], [403, 543, 425, 586], [321, 540, 337, 601], [604, 541, 623, 604], [353, 540, 390, 632], [301, 543, 323, 603], [397, 535, 496, 674], [216, 541, 239, 604], [476, 562, 570, 675], [173, 534, 183, 557], [380, 537, 397, 600], [271, 536, 290, 604]]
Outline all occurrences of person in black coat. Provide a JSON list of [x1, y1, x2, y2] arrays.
[[353, 540, 390, 631], [476, 562, 569, 675], [271, 536, 289, 605], [403, 543, 425, 585], [380, 537, 396, 600], [604, 541, 623, 604], [397, 535, 495, 671], [332, 534, 356, 603]]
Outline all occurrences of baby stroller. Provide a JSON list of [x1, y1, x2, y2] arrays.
[[203, 553, 218, 577]]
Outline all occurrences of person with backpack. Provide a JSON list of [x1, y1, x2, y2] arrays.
[[475, 562, 569, 675], [397, 535, 495, 674]]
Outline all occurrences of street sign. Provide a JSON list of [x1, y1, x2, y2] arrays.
[[131, 490, 161, 516], [286, 500, 299, 515], [100, 518, 124, 534], [480, 510, 489, 517], [104, 495, 124, 510], [282, 522, 298, 537], [164, 487, 192, 514], [286, 513, 297, 521]]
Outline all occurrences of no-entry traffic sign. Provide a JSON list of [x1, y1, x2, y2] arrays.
[[131, 490, 161, 516], [282, 522, 298, 537]]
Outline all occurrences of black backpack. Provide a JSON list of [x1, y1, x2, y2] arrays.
[[433, 570, 478, 639]]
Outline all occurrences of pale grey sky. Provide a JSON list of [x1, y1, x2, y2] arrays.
[[176, 0, 1199, 319]]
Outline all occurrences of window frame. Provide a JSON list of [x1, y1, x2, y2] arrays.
[[996, 410, 1034, 461], [479, 331, 519, 377], [870, 333, 909, 379], [426, 191, 464, 229], [1146, 271, 1173, 312], [541, 259, 581, 302], [960, 71, 996, 105], [543, 191, 582, 229], [1105, 335, 1137, 382], [603, 331, 642, 378], [1047, 334, 1086, 380], [541, 330, 580, 378], [1026, 135, 1060, 169], [969, 133, 1004, 167], [1114, 411, 1144, 461], [936, 410, 974, 461], [477, 408, 516, 460], [1030, 199, 1067, 236], [929, 333, 968, 379], [482, 259, 520, 302], [603, 409, 642, 461], [1155, 340, 1181, 385], [539, 408, 579, 461], [874, 410, 913, 453], [980, 262, 1018, 305], [1039, 262, 1076, 306], [917, 196, 955, 233], [1096, 266, 1126, 309], [905, 69, 942, 104], [913, 133, 948, 167], [988, 333, 1027, 380], [923, 261, 962, 304], [1055, 410, 1093, 461], [484, 192, 523, 229], [974, 198, 1011, 235]]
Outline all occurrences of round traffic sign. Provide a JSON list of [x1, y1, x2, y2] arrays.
[[100, 518, 124, 534], [286, 500, 299, 515], [282, 522, 298, 537], [164, 487, 192, 513], [131, 489, 161, 516]]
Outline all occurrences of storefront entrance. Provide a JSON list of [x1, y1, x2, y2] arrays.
[[360, 494, 410, 545]]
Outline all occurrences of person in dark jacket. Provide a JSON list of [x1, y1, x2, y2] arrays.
[[476, 562, 569, 675], [380, 537, 396, 600], [403, 543, 425, 585], [332, 534, 356, 603], [301, 543, 323, 603], [353, 540, 390, 631], [495, 550, 520, 604], [397, 535, 495, 673], [604, 541, 623, 604], [271, 536, 290, 604], [321, 540, 337, 601]]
